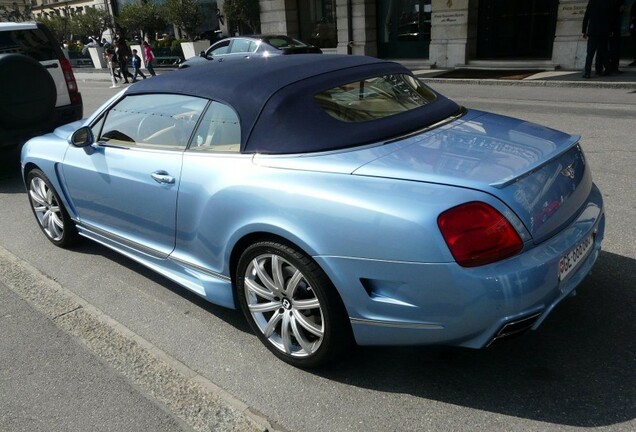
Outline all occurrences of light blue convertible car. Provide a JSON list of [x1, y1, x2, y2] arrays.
[[21, 55, 605, 367]]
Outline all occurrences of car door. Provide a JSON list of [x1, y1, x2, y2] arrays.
[[225, 38, 258, 60], [205, 39, 231, 62], [61, 93, 208, 258]]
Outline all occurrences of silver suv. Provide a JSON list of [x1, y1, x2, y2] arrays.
[[0, 22, 83, 151]]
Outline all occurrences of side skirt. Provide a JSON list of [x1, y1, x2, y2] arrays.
[[75, 223, 236, 309]]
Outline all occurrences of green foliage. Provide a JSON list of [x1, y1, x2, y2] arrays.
[[153, 37, 187, 55], [36, 15, 72, 43], [71, 7, 112, 42], [164, 0, 203, 41], [0, 3, 33, 22], [117, 0, 167, 41], [223, 0, 260, 34], [67, 41, 83, 52]]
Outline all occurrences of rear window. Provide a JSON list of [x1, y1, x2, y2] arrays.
[[264, 36, 307, 49], [0, 28, 58, 61], [314, 74, 437, 122]]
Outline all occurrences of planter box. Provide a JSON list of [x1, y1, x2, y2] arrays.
[[180, 40, 210, 61], [88, 46, 106, 69]]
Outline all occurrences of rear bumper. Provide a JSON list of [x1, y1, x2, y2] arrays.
[[316, 183, 605, 348], [0, 96, 82, 149]]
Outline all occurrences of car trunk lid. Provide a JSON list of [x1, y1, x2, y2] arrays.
[[353, 110, 592, 244]]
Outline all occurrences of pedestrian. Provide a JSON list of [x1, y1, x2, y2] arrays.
[[582, 0, 613, 78], [115, 39, 134, 84], [103, 48, 120, 88], [606, 0, 625, 74], [131, 49, 147, 82], [142, 41, 157, 77]]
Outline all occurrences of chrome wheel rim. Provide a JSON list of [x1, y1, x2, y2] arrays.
[[244, 253, 324, 358], [29, 177, 64, 241]]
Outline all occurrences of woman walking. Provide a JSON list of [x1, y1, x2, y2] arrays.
[[142, 41, 157, 77]]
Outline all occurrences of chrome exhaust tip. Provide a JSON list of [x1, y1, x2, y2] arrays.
[[487, 312, 542, 347]]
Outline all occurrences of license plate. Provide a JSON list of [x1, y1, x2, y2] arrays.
[[559, 234, 594, 281]]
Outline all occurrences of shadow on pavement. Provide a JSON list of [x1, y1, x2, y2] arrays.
[[316, 251, 635, 427], [0, 148, 21, 182], [3, 160, 634, 427]]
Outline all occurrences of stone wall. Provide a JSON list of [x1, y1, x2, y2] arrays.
[[257, 0, 591, 69]]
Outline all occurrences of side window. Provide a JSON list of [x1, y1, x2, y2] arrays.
[[248, 41, 258, 53], [0, 29, 58, 61], [99, 94, 207, 150], [190, 101, 241, 153], [229, 39, 251, 53], [209, 40, 230, 56]]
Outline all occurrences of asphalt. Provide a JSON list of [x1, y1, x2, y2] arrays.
[[2, 58, 636, 432], [72, 60, 636, 90]]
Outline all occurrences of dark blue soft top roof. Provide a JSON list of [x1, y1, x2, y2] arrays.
[[126, 55, 460, 154]]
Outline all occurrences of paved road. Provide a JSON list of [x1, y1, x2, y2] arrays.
[[1, 81, 635, 432]]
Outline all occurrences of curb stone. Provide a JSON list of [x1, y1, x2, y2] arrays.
[[0, 245, 288, 432], [418, 77, 636, 90]]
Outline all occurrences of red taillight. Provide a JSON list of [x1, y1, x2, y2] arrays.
[[437, 202, 523, 267], [60, 58, 80, 102]]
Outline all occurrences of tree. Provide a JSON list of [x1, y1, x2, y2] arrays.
[[164, 0, 203, 41], [117, 1, 167, 41], [37, 14, 72, 43], [0, 2, 33, 22], [71, 7, 112, 43], [222, 0, 260, 34]]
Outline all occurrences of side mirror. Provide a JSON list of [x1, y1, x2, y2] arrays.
[[199, 50, 206, 57], [69, 126, 94, 147]]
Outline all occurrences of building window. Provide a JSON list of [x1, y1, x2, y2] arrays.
[[298, 0, 337, 49]]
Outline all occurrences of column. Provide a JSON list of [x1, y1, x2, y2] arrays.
[[429, 0, 475, 68], [552, 0, 588, 70]]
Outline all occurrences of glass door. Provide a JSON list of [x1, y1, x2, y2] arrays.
[[378, 0, 432, 58], [477, 0, 558, 59]]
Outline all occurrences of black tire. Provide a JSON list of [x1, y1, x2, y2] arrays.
[[0, 54, 57, 129], [236, 240, 351, 368], [26, 168, 80, 247]]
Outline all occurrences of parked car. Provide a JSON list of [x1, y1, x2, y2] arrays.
[[178, 34, 322, 68], [21, 55, 605, 368], [0, 22, 82, 151]]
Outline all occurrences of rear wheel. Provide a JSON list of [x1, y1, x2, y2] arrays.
[[236, 241, 351, 368], [27, 169, 79, 247]]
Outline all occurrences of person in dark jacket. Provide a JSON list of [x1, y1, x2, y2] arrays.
[[606, 0, 626, 74], [115, 38, 134, 84], [582, 0, 614, 78]]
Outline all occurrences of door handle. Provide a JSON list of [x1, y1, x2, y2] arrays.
[[151, 171, 175, 184]]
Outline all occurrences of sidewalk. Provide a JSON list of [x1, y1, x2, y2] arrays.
[[0, 247, 272, 432], [73, 61, 636, 89], [0, 281, 192, 432]]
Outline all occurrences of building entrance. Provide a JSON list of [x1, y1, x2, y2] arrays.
[[477, 0, 558, 59], [377, 0, 432, 58]]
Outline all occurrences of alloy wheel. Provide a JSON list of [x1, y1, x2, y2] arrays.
[[29, 176, 65, 241], [243, 253, 325, 358]]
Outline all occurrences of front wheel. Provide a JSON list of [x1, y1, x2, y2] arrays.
[[27, 169, 80, 247], [236, 241, 351, 368]]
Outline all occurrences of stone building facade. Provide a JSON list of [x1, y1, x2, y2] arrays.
[[256, 0, 635, 70]]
